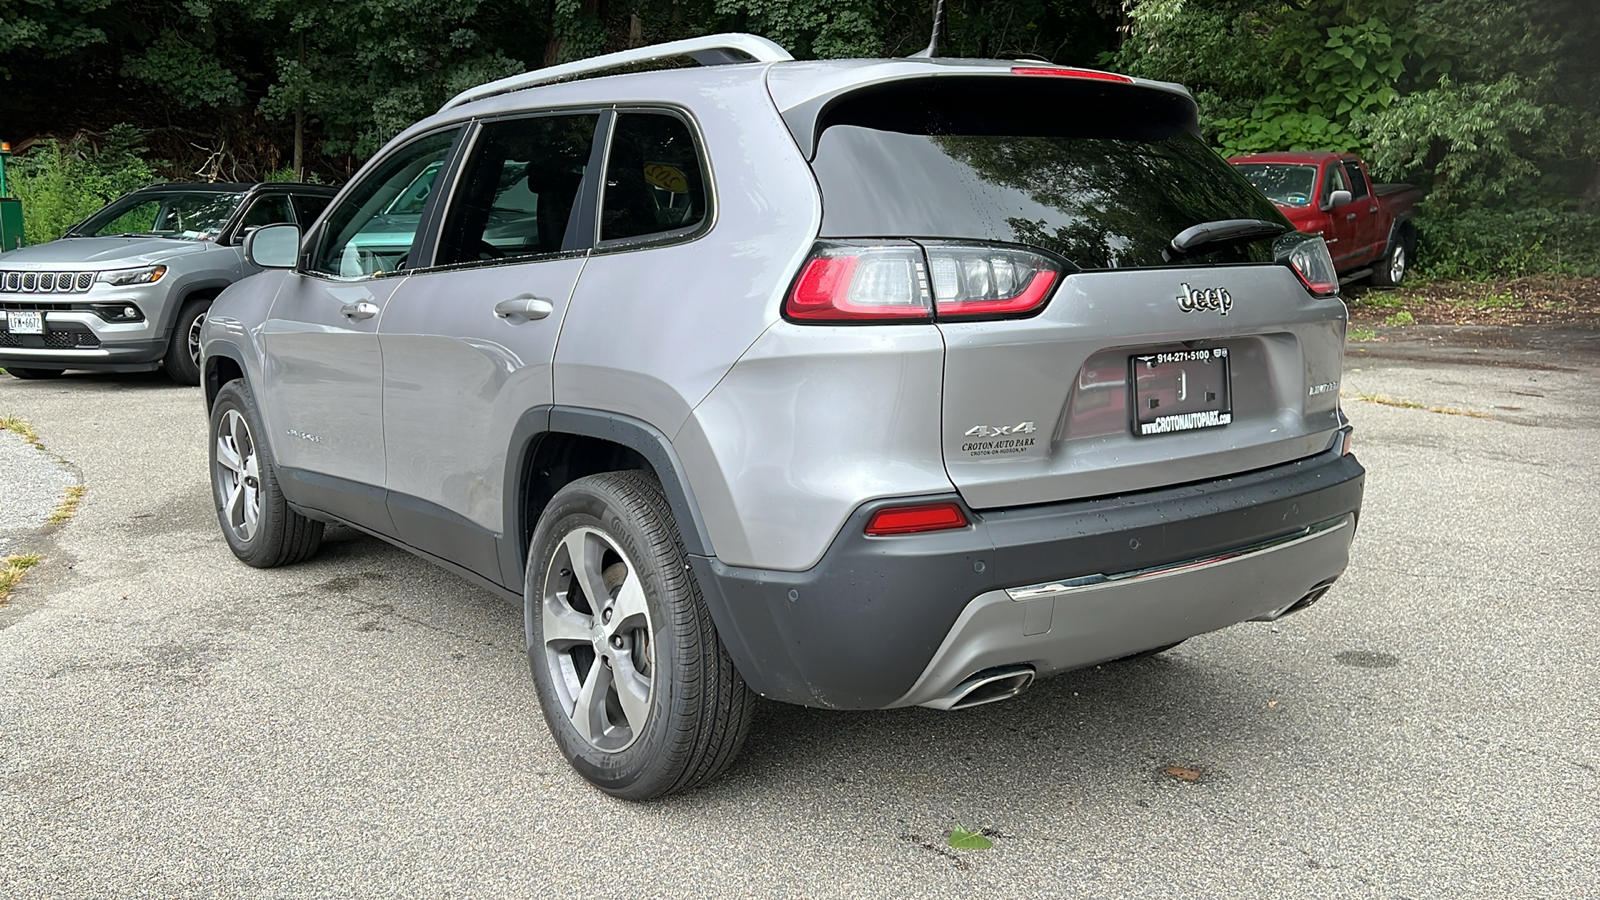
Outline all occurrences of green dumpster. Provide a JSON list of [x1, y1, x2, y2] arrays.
[[0, 141, 23, 251]]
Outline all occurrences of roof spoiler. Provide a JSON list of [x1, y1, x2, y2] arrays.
[[440, 32, 793, 112]]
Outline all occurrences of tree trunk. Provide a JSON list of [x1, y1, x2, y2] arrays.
[[293, 34, 305, 181]]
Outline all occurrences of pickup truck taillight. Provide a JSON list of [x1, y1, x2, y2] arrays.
[[1277, 234, 1339, 297], [785, 240, 1063, 324]]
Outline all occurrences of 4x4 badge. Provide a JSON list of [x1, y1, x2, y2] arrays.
[[1177, 283, 1232, 315], [964, 422, 1037, 438]]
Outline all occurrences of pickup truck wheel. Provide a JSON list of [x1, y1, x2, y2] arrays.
[[526, 471, 753, 800], [209, 380, 324, 567], [1371, 231, 1412, 287], [164, 299, 209, 385], [4, 367, 66, 379]]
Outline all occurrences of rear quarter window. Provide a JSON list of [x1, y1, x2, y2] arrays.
[[599, 111, 708, 245]]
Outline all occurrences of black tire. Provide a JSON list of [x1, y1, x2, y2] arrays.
[[208, 379, 323, 567], [4, 367, 67, 379], [164, 298, 210, 385], [525, 470, 753, 800], [1370, 227, 1413, 287]]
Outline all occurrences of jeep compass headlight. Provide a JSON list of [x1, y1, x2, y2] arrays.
[[96, 265, 168, 286]]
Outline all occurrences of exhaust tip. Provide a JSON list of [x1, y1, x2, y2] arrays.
[[1251, 579, 1337, 622], [920, 665, 1036, 711]]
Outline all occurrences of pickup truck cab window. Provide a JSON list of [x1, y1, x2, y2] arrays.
[[1341, 159, 1370, 200]]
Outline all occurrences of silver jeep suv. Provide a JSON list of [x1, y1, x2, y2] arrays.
[[201, 34, 1364, 799], [0, 181, 334, 383]]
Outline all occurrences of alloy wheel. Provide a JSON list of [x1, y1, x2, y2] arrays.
[[1389, 245, 1406, 285], [188, 310, 207, 367], [540, 526, 655, 753], [214, 408, 262, 543]]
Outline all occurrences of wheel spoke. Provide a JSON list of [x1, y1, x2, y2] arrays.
[[608, 570, 649, 633], [542, 603, 593, 646], [564, 530, 612, 615], [612, 654, 652, 730], [216, 433, 244, 475], [570, 659, 612, 746], [225, 481, 247, 532], [241, 484, 259, 539]]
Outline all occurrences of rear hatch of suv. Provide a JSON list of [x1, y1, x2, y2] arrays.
[[773, 65, 1347, 509]]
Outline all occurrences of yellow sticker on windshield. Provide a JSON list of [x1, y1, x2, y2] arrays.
[[644, 164, 689, 193]]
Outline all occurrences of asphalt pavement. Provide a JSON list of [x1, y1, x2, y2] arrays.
[[1, 331, 1596, 898]]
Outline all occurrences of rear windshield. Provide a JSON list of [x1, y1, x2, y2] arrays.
[[808, 77, 1288, 271]]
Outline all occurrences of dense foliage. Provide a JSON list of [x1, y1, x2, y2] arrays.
[[2, 0, 1596, 275]]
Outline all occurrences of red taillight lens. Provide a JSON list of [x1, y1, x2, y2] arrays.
[[922, 243, 1063, 319], [1011, 66, 1134, 84], [784, 242, 934, 323], [1276, 233, 1339, 297], [864, 502, 970, 536], [785, 241, 1063, 324]]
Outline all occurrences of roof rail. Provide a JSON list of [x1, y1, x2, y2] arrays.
[[440, 33, 793, 112]]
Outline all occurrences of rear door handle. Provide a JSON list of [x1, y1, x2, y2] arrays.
[[495, 295, 554, 321], [341, 300, 379, 320], [1345, 213, 1358, 220]]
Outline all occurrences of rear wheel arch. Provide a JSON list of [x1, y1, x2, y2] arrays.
[[499, 407, 716, 589]]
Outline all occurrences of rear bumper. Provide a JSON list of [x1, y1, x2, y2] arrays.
[[693, 445, 1365, 710]]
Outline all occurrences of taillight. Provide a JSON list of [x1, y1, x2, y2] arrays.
[[864, 502, 969, 536], [923, 243, 1061, 319], [785, 242, 933, 323], [784, 241, 1063, 324], [1011, 66, 1135, 84], [1277, 233, 1339, 297]]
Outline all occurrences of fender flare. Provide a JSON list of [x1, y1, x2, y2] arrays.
[[157, 278, 235, 336], [497, 405, 717, 587]]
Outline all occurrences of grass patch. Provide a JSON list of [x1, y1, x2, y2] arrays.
[[48, 485, 87, 525], [1383, 310, 1416, 327], [1349, 291, 1409, 310], [1348, 326, 1378, 341], [0, 415, 44, 449], [1466, 289, 1524, 310], [0, 553, 43, 604], [1354, 391, 1493, 418]]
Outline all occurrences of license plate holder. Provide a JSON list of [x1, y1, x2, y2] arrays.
[[6, 311, 44, 335], [1130, 347, 1232, 436]]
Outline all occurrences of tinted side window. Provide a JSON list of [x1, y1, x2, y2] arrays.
[[292, 194, 332, 225], [599, 112, 707, 243], [309, 129, 458, 278], [1342, 160, 1370, 199], [1325, 163, 1351, 201], [241, 195, 293, 228], [437, 113, 599, 266]]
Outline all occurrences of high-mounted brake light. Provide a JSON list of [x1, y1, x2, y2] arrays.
[[1011, 66, 1134, 84], [864, 502, 969, 536], [1276, 233, 1339, 297]]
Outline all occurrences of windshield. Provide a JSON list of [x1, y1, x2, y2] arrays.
[[1231, 163, 1318, 208], [74, 190, 247, 240], [807, 77, 1289, 271]]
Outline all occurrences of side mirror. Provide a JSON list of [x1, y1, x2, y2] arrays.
[[232, 225, 260, 246], [244, 223, 301, 269], [1322, 189, 1353, 211]]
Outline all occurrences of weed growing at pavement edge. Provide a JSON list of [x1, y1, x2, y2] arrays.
[[0, 553, 43, 604], [48, 485, 87, 525]]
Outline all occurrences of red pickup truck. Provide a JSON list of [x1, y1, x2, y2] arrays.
[[1230, 152, 1421, 286]]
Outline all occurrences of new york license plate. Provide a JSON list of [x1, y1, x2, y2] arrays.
[[6, 311, 44, 335], [1130, 347, 1232, 436]]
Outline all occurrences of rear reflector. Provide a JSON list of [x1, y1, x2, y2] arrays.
[[1011, 66, 1135, 84], [865, 502, 969, 536]]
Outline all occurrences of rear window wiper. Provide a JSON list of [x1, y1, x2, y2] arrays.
[[1168, 219, 1286, 257]]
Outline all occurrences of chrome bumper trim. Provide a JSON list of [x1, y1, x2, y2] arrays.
[[1005, 516, 1352, 601]]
